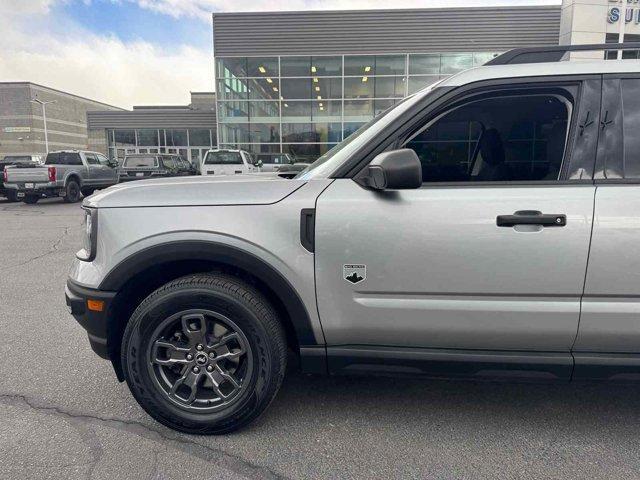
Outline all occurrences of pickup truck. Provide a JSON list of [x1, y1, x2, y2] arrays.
[[4, 150, 118, 204], [199, 149, 260, 176], [0, 154, 43, 202]]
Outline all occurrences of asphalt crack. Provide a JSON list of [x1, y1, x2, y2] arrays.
[[6, 226, 71, 269], [0, 393, 288, 480]]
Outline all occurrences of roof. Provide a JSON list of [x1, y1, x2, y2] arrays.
[[440, 59, 640, 87], [87, 108, 216, 129], [0, 82, 123, 110]]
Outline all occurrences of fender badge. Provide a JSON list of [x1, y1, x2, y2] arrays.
[[343, 264, 366, 284]]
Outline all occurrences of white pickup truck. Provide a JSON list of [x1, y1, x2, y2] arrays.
[[3, 150, 119, 204], [199, 149, 260, 176]]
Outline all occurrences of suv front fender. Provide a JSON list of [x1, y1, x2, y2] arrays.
[[100, 240, 321, 348]]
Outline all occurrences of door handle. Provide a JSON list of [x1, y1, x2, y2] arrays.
[[497, 210, 566, 227]]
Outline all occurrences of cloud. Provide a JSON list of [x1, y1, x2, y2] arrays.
[[0, 0, 212, 108], [0, 0, 560, 108]]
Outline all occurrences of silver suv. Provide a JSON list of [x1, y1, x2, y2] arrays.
[[66, 43, 640, 434]]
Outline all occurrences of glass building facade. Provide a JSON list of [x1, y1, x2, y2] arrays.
[[215, 52, 499, 161], [106, 128, 215, 165]]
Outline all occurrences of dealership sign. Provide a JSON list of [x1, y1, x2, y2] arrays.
[[3, 127, 31, 133], [608, 0, 640, 23]]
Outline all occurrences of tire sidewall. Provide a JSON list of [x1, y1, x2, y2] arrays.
[[123, 284, 278, 433], [65, 180, 80, 203]]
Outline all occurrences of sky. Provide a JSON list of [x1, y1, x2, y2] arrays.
[[0, 0, 561, 109]]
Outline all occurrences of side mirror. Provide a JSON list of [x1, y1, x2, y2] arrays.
[[356, 149, 422, 190], [254, 159, 263, 168]]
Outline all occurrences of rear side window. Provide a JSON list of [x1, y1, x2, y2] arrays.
[[618, 78, 640, 178], [45, 152, 82, 165], [204, 151, 243, 165], [161, 157, 176, 169], [123, 156, 158, 168], [405, 92, 572, 183]]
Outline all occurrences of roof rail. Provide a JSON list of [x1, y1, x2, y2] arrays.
[[485, 43, 640, 66]]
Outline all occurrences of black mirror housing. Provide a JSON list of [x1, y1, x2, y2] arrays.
[[356, 149, 422, 190]]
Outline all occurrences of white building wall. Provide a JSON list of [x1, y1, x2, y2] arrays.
[[561, 0, 640, 58]]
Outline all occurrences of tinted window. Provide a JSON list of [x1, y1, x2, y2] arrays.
[[405, 93, 571, 183], [123, 156, 158, 168], [45, 152, 82, 165], [620, 78, 640, 178], [204, 151, 243, 165]]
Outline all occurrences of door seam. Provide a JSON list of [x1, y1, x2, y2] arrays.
[[570, 185, 597, 377]]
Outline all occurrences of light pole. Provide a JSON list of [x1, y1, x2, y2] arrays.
[[30, 98, 57, 153]]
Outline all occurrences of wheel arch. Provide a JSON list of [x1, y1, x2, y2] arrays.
[[65, 172, 82, 186], [101, 240, 319, 380]]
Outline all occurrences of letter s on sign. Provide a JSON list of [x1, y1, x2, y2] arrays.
[[609, 7, 620, 23]]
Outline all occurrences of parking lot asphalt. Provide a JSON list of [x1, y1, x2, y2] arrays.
[[2, 197, 640, 479]]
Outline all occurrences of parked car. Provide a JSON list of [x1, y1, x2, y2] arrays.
[[119, 154, 194, 182], [274, 162, 311, 178], [4, 150, 118, 204], [199, 149, 258, 176], [66, 43, 640, 435], [254, 152, 296, 172], [178, 156, 198, 176], [0, 154, 43, 201]]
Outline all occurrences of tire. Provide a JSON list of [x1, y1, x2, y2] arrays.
[[121, 273, 287, 434], [23, 195, 39, 204], [81, 187, 95, 197], [5, 191, 18, 202], [63, 180, 81, 203]]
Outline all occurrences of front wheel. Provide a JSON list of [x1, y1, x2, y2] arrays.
[[121, 273, 287, 434], [23, 195, 39, 204], [63, 180, 81, 203]]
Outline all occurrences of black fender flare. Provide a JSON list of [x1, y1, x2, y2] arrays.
[[99, 240, 320, 346], [65, 173, 82, 188]]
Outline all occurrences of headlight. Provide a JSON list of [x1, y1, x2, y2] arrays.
[[76, 207, 97, 261]]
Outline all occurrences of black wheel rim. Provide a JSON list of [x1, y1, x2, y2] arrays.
[[147, 309, 253, 412]]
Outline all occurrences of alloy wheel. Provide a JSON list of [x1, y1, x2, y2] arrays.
[[147, 310, 253, 412]]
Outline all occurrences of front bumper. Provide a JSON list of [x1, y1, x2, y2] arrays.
[[65, 278, 116, 359]]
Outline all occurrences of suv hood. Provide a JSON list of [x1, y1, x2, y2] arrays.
[[85, 174, 306, 208]]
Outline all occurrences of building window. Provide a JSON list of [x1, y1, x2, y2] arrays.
[[165, 129, 187, 146], [137, 129, 159, 146], [216, 52, 501, 162], [281, 56, 312, 77], [188, 129, 212, 146], [114, 129, 135, 147]]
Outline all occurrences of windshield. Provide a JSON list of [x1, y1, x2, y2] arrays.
[[123, 156, 158, 168], [204, 151, 243, 165], [296, 83, 442, 180]]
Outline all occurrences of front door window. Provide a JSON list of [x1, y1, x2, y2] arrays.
[[406, 92, 572, 183]]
